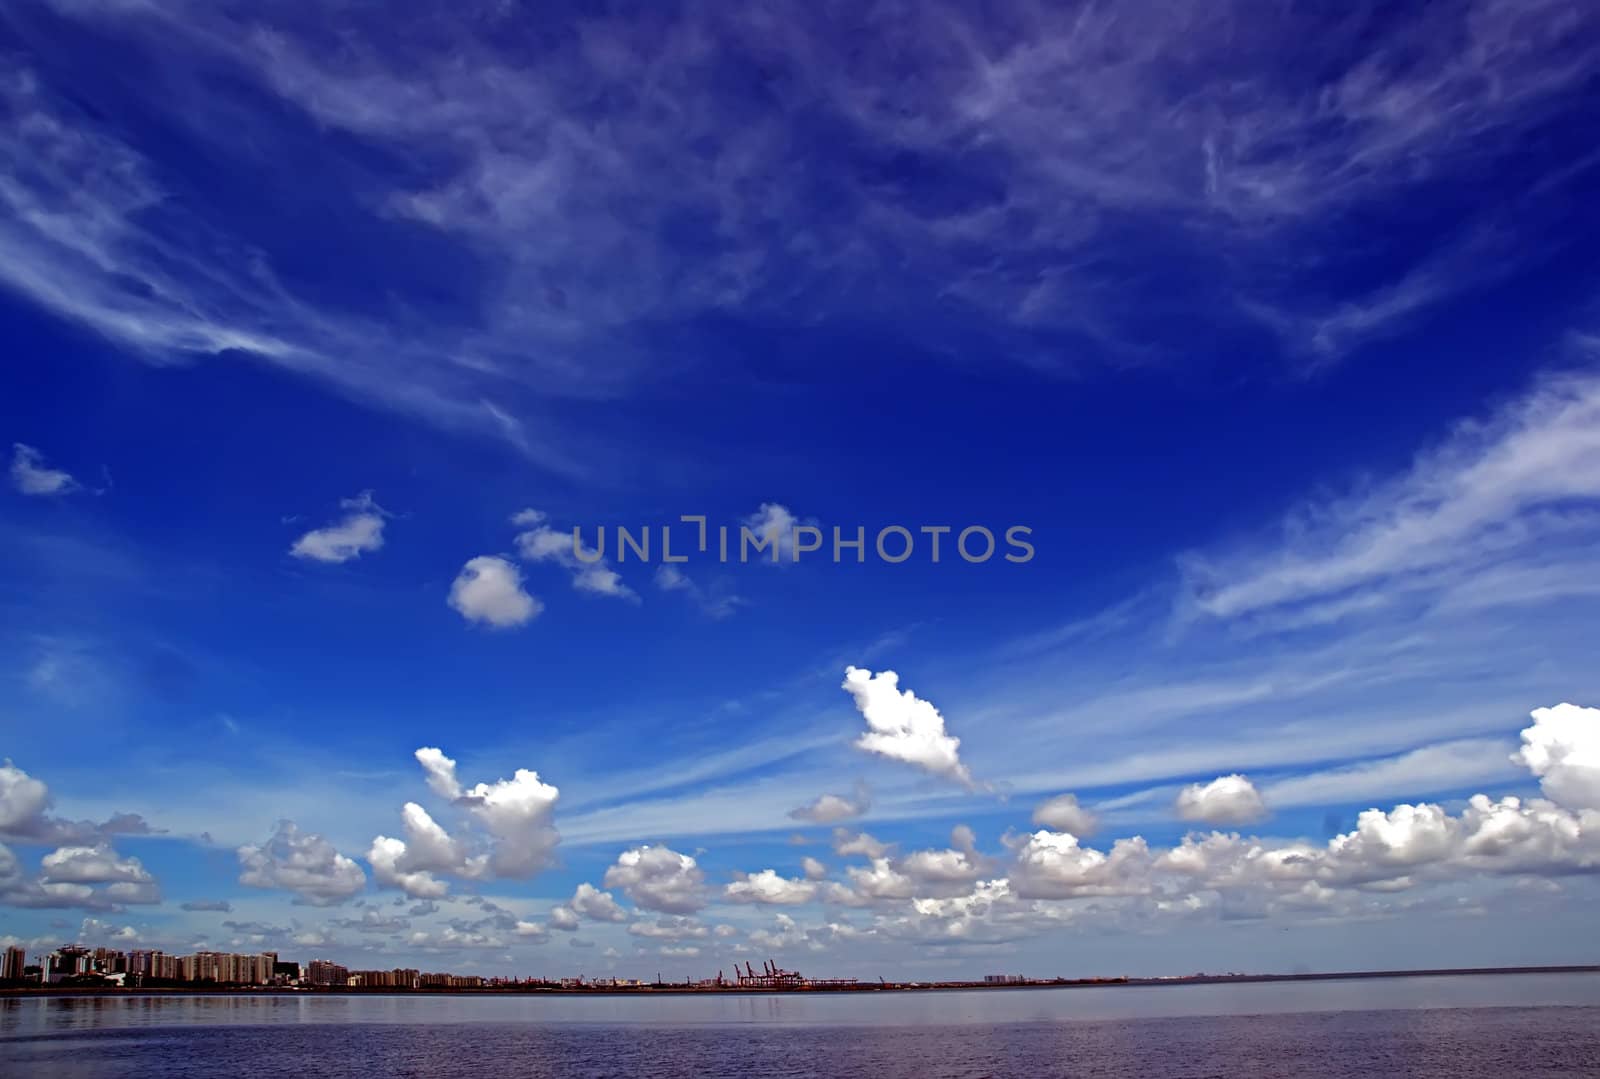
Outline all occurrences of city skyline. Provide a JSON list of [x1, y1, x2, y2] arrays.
[[4, 0, 1600, 983]]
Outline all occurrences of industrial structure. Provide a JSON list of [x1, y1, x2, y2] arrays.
[[715, 958, 859, 990]]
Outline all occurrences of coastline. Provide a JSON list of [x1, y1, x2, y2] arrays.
[[5, 964, 1597, 999]]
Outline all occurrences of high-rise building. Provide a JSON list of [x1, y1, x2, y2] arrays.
[[91, 948, 128, 975], [46, 946, 92, 984], [1, 946, 24, 980], [306, 959, 349, 986]]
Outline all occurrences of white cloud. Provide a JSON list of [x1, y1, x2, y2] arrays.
[[897, 847, 986, 888], [789, 781, 870, 823], [1185, 371, 1600, 622], [801, 857, 828, 881], [289, 491, 387, 563], [79, 917, 138, 942], [1, 838, 159, 911], [1031, 793, 1099, 836], [415, 747, 463, 800], [841, 857, 915, 901], [40, 843, 154, 885], [10, 443, 79, 496], [0, 760, 156, 846], [725, 869, 819, 905], [1010, 831, 1151, 900], [740, 503, 814, 564], [1159, 793, 1600, 894], [602, 845, 707, 913], [237, 821, 366, 905], [842, 667, 973, 787], [0, 761, 54, 840], [460, 766, 562, 877], [820, 832, 992, 903], [367, 803, 477, 899], [546, 905, 580, 932], [448, 555, 542, 628], [1174, 774, 1268, 825], [514, 919, 550, 940], [369, 748, 562, 896], [832, 829, 891, 860], [568, 881, 628, 923], [1514, 702, 1600, 811], [514, 510, 637, 602]]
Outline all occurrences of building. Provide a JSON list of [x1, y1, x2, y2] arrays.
[[306, 959, 349, 987], [983, 974, 1026, 984], [1, 946, 25, 981], [46, 946, 92, 984], [130, 950, 180, 982]]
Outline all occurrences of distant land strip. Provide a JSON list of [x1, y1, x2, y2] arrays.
[[5, 965, 1598, 997]]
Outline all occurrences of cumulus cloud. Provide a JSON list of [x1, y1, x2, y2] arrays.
[[41, 843, 156, 886], [840, 857, 916, 902], [725, 869, 819, 905], [1159, 794, 1600, 895], [237, 821, 366, 905], [10, 443, 80, 496], [832, 829, 891, 860], [415, 747, 463, 800], [79, 917, 138, 942], [513, 509, 637, 601], [0, 760, 157, 846], [820, 828, 992, 906], [367, 804, 471, 900], [1, 839, 154, 910], [448, 555, 542, 627], [603, 845, 707, 913], [546, 905, 581, 932], [842, 667, 974, 787], [0, 761, 53, 840], [1514, 702, 1600, 811], [369, 748, 561, 896], [460, 765, 563, 877], [289, 491, 388, 563], [898, 840, 988, 887], [568, 882, 628, 923], [1002, 829, 1198, 902], [1174, 774, 1269, 825], [514, 919, 550, 940], [1031, 793, 1099, 836], [740, 503, 815, 564], [789, 781, 871, 824]]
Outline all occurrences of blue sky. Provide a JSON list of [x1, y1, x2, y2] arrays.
[[3, 0, 1600, 980]]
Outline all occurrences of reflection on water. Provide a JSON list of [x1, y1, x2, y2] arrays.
[[6, 972, 1600, 1032], [3, 975, 1599, 1078]]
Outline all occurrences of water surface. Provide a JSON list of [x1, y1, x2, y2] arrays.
[[5, 973, 1598, 1077]]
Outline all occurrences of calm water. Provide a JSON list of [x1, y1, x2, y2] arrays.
[[4, 974, 1599, 1077]]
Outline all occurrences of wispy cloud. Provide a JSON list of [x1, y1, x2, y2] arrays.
[[9, 443, 80, 496], [1181, 366, 1600, 623], [0, 0, 1591, 469]]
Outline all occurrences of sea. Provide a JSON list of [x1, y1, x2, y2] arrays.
[[3, 973, 1599, 1077]]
